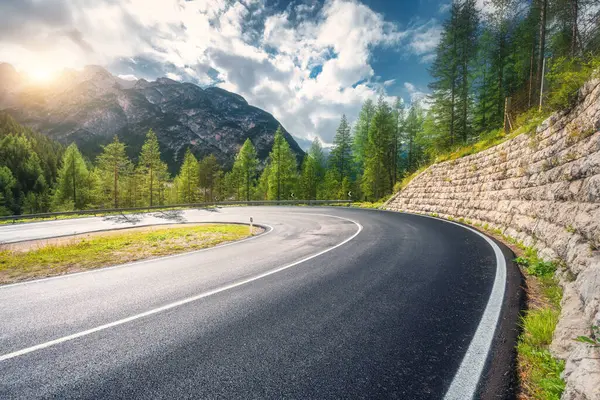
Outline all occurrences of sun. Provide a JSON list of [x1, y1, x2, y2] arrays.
[[27, 68, 55, 84]]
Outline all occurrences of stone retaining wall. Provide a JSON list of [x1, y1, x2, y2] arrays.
[[386, 79, 600, 399]]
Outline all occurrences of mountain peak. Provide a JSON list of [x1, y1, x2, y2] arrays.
[[0, 66, 304, 173]]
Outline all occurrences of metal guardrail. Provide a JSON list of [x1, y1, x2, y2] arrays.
[[0, 200, 352, 222]]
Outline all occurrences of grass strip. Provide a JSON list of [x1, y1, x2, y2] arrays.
[[0, 224, 255, 285]]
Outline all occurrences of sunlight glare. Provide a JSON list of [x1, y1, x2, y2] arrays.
[[27, 68, 55, 84]]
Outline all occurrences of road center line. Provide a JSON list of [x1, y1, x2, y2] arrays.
[[0, 214, 363, 362]]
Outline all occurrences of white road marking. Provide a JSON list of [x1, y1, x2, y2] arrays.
[[0, 215, 362, 362], [395, 212, 506, 400]]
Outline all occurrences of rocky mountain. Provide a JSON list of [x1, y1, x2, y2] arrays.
[[0, 63, 304, 173]]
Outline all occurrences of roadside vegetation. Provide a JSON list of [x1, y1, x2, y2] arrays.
[[514, 252, 565, 399], [420, 214, 566, 399], [0, 224, 257, 284]]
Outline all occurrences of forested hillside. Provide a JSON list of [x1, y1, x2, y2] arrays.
[[0, 112, 63, 215]]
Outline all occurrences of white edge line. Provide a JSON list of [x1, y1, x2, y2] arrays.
[[0, 223, 274, 290], [0, 215, 363, 362], [385, 211, 506, 400]]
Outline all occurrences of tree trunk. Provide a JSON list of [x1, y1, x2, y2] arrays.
[[149, 166, 153, 207], [114, 165, 118, 208], [536, 0, 547, 98], [571, 0, 579, 56], [71, 155, 76, 207]]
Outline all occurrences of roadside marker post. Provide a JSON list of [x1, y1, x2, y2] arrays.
[[250, 217, 254, 235]]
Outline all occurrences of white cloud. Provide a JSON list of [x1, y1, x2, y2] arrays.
[[383, 79, 396, 87], [0, 0, 417, 145], [166, 72, 182, 81], [404, 81, 429, 105], [404, 19, 442, 62], [118, 74, 138, 81], [439, 3, 451, 13]]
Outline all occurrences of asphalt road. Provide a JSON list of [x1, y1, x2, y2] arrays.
[[0, 207, 515, 399]]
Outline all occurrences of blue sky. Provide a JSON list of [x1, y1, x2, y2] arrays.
[[0, 0, 455, 147]]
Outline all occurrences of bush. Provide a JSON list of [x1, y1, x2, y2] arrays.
[[527, 260, 557, 278], [546, 56, 600, 110]]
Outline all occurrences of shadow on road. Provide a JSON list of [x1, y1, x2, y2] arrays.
[[151, 210, 186, 222], [102, 214, 143, 225]]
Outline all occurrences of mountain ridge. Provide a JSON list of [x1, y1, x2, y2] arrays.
[[0, 63, 304, 173]]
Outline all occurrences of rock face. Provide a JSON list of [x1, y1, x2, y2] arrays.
[[0, 63, 304, 173], [386, 79, 600, 399]]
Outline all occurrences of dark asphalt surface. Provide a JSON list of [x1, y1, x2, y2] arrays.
[[0, 207, 509, 399]]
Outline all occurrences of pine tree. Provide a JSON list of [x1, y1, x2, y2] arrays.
[[138, 130, 168, 207], [53, 143, 92, 210], [267, 127, 298, 200], [456, 0, 479, 143], [353, 100, 376, 170], [0, 166, 16, 216], [330, 114, 353, 187], [96, 136, 132, 208], [230, 139, 258, 201], [362, 95, 395, 200], [402, 103, 425, 172], [308, 138, 326, 178], [175, 149, 200, 203], [300, 154, 319, 200], [256, 164, 271, 200], [320, 169, 340, 200], [198, 154, 222, 202], [429, 1, 460, 149]]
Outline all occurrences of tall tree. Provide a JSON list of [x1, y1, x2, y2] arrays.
[[300, 154, 319, 200], [198, 154, 222, 202], [0, 166, 16, 216], [429, 1, 461, 148], [353, 100, 376, 170], [175, 149, 200, 203], [96, 136, 131, 208], [456, 0, 479, 142], [53, 143, 92, 210], [230, 139, 258, 201], [362, 96, 395, 200], [267, 127, 298, 201], [138, 130, 168, 207], [329, 114, 353, 186]]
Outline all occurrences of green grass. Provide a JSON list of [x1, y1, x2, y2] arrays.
[[0, 224, 254, 284], [512, 249, 565, 399], [410, 214, 566, 399]]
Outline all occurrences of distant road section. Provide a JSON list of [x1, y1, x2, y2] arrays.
[[0, 207, 513, 399]]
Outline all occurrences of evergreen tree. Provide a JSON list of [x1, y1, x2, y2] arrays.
[[267, 127, 298, 200], [53, 144, 92, 210], [308, 138, 326, 178], [402, 104, 425, 172], [230, 139, 258, 201], [329, 114, 353, 187], [300, 154, 319, 200], [138, 130, 168, 207], [96, 136, 132, 208], [362, 96, 395, 200], [198, 154, 222, 202], [175, 149, 200, 203], [353, 100, 376, 170], [456, 0, 479, 142], [321, 169, 340, 200], [256, 164, 271, 200], [429, 1, 461, 149], [0, 166, 16, 216]]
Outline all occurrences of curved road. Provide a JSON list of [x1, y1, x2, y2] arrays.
[[0, 207, 517, 399]]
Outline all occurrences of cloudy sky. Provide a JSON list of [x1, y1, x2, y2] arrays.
[[0, 0, 455, 146]]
